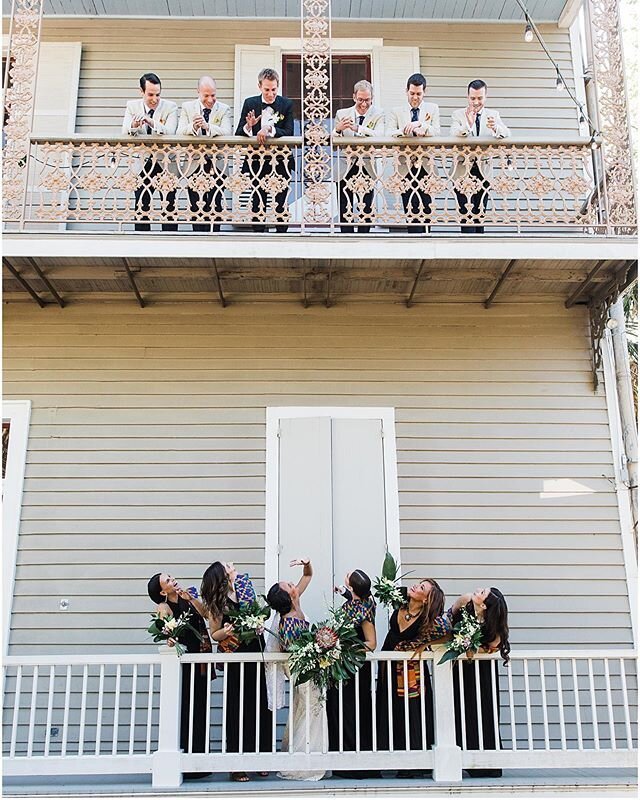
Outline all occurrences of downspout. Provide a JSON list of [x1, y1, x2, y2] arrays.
[[601, 325, 638, 647], [608, 299, 638, 539]]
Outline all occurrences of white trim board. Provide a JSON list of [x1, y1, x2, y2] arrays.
[[2, 400, 31, 656], [5, 234, 637, 262], [270, 38, 383, 51], [265, 406, 401, 604]]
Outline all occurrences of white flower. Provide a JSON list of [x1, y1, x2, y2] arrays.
[[164, 618, 178, 631]]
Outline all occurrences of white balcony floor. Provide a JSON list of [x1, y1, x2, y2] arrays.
[[3, 769, 638, 798]]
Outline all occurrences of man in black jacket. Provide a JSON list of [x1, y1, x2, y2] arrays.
[[235, 68, 295, 232]]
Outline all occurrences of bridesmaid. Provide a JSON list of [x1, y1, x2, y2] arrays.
[[266, 558, 326, 781], [328, 569, 377, 778], [452, 587, 510, 778], [376, 578, 450, 777], [200, 561, 272, 783], [147, 571, 212, 781]]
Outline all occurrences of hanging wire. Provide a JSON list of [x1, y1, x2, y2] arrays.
[[513, 0, 600, 143]]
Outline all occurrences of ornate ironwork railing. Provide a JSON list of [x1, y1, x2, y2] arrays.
[[6, 135, 625, 234], [334, 137, 603, 232]]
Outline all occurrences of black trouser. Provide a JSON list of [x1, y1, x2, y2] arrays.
[[242, 154, 292, 233], [187, 157, 224, 232], [338, 164, 374, 234], [134, 159, 178, 231], [454, 160, 490, 234], [401, 165, 432, 234]]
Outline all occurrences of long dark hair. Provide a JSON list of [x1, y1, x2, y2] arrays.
[[415, 578, 445, 640], [457, 587, 510, 666], [200, 561, 229, 619], [483, 587, 510, 665]]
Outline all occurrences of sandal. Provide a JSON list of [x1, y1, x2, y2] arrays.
[[231, 772, 250, 782]]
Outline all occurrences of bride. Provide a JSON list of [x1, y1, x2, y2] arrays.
[[266, 558, 326, 781]]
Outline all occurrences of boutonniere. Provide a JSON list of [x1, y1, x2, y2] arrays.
[[366, 115, 381, 129], [272, 112, 284, 125]]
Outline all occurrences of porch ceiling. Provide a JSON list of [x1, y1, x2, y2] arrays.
[[2, 0, 568, 22], [3, 255, 636, 308]]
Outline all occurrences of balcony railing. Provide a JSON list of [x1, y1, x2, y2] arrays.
[[3, 648, 637, 787], [7, 134, 620, 236]]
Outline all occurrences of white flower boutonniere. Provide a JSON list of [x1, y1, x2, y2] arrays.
[[272, 112, 284, 126]]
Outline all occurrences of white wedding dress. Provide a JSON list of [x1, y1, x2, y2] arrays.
[[265, 616, 326, 781]]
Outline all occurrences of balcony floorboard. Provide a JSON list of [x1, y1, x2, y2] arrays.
[[3, 769, 637, 797]]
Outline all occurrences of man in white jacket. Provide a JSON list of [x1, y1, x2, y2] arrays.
[[387, 73, 440, 234], [450, 79, 510, 233], [177, 76, 232, 232], [122, 73, 178, 231], [332, 80, 385, 233]]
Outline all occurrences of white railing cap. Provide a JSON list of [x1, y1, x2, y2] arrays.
[[28, 135, 591, 149], [4, 648, 636, 667], [29, 135, 303, 146]]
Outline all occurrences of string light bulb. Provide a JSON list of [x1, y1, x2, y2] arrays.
[[590, 132, 602, 150], [524, 23, 534, 42], [555, 69, 564, 91]]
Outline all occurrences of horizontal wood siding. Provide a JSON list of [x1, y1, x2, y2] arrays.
[[27, 18, 579, 137], [3, 300, 632, 655]]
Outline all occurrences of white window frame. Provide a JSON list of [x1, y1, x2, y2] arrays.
[[2, 400, 31, 655], [265, 406, 401, 596]]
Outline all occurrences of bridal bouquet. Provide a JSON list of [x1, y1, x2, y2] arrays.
[[437, 607, 484, 665], [147, 610, 203, 657], [224, 597, 272, 646], [372, 552, 410, 610], [287, 608, 366, 693]]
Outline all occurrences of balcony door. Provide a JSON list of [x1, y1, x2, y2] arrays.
[[265, 408, 400, 626], [283, 54, 372, 133]]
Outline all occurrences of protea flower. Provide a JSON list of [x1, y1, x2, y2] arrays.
[[315, 625, 339, 651]]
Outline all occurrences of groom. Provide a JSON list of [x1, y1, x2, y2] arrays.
[[235, 68, 295, 233]]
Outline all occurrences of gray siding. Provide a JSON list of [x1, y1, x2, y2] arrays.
[[3, 300, 633, 655], [27, 17, 580, 137]]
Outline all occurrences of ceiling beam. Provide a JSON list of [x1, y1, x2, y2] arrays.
[[484, 260, 518, 309], [26, 257, 65, 308], [3, 259, 46, 308], [325, 262, 333, 308], [406, 260, 427, 308], [302, 271, 310, 308], [122, 258, 145, 308], [565, 259, 607, 308], [211, 259, 227, 308]]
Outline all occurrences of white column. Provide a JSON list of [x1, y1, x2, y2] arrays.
[[431, 649, 462, 782], [151, 647, 183, 788]]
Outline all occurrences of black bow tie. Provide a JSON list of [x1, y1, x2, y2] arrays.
[[261, 103, 273, 110]]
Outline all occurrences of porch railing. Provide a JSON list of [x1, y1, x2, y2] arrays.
[[2, 648, 636, 787], [7, 135, 622, 235]]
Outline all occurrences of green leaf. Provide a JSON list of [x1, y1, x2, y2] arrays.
[[437, 649, 460, 665], [381, 551, 398, 581]]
